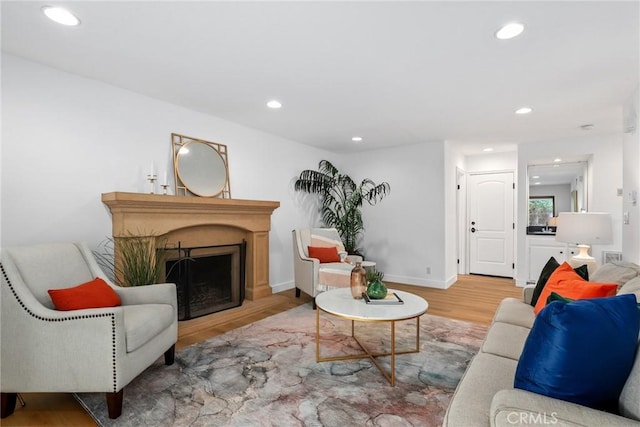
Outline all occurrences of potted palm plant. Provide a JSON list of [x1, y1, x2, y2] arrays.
[[294, 160, 390, 254]]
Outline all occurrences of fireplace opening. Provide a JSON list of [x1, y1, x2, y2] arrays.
[[164, 242, 246, 320]]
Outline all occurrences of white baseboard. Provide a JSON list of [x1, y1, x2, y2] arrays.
[[270, 280, 295, 294], [384, 274, 456, 290], [514, 278, 529, 287]]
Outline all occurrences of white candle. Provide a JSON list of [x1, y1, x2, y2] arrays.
[[163, 170, 168, 185], [149, 161, 155, 176]]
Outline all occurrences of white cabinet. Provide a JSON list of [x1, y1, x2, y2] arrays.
[[527, 238, 578, 281]]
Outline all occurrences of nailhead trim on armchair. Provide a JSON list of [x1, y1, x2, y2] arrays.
[[0, 263, 119, 392]]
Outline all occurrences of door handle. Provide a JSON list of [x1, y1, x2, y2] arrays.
[[471, 227, 476, 233]]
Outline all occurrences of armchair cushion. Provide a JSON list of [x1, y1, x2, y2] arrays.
[[310, 229, 346, 253], [123, 304, 174, 353], [307, 246, 341, 263], [48, 278, 121, 311]]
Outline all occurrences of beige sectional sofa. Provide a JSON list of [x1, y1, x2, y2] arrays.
[[444, 262, 640, 427]]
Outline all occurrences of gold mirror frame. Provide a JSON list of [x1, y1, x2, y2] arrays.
[[172, 133, 231, 198]]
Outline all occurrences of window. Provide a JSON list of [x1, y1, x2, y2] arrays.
[[529, 196, 555, 226]]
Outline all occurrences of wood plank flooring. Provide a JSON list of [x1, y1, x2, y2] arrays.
[[2, 275, 521, 426]]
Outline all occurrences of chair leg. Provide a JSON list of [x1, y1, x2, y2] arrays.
[[164, 344, 175, 365], [106, 390, 123, 419], [1, 393, 17, 418], [295, 287, 301, 298], [312, 298, 317, 310]]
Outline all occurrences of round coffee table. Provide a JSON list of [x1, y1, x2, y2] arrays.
[[315, 287, 428, 386]]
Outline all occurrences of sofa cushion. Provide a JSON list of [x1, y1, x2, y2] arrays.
[[481, 322, 530, 360], [534, 279, 617, 314], [443, 352, 518, 427], [591, 261, 640, 289], [619, 276, 640, 300], [530, 257, 589, 306], [515, 294, 640, 410], [619, 342, 640, 421], [492, 297, 535, 329], [533, 262, 616, 314], [492, 389, 640, 427], [48, 277, 121, 311], [123, 303, 174, 353]]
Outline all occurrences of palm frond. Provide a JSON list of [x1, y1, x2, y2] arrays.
[[363, 181, 391, 204], [318, 160, 339, 177], [294, 159, 390, 253]]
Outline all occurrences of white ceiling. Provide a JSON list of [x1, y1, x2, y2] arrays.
[[2, 1, 639, 154]]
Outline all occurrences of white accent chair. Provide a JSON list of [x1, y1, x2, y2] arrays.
[[292, 228, 363, 305], [0, 242, 178, 419]]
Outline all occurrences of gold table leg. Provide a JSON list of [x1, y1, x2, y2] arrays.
[[316, 308, 421, 386]]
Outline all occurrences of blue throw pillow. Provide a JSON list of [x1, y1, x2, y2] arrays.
[[514, 294, 640, 409]]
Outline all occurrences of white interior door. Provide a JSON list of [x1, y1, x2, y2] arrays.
[[468, 172, 514, 278]]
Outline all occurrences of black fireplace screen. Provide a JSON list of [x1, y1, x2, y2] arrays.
[[164, 242, 246, 320]]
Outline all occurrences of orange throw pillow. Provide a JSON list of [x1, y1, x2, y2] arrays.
[[48, 277, 121, 311], [533, 263, 617, 314], [307, 246, 341, 263]]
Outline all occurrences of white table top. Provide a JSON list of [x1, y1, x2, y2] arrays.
[[315, 288, 428, 321]]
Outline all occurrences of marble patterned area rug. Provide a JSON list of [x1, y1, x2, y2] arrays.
[[75, 303, 487, 427]]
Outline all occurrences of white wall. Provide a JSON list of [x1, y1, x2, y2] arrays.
[[465, 151, 517, 174], [1, 54, 457, 292], [348, 141, 450, 288], [623, 86, 640, 263], [517, 134, 624, 285], [444, 142, 466, 286], [3, 54, 630, 294], [0, 54, 338, 290]]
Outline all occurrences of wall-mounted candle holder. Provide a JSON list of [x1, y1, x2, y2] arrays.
[[161, 184, 169, 195]]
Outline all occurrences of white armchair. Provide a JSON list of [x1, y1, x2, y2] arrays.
[[0, 242, 178, 419], [292, 228, 363, 305]]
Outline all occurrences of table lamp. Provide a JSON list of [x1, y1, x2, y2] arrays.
[[555, 212, 612, 275]]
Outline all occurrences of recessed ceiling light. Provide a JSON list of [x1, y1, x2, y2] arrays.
[[495, 22, 524, 40], [482, 147, 494, 152], [42, 6, 80, 26], [533, 182, 541, 185], [532, 175, 540, 179], [266, 100, 282, 109], [554, 158, 562, 163], [351, 136, 363, 142], [515, 107, 533, 115]]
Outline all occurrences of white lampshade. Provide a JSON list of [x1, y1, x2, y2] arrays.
[[555, 212, 612, 245]]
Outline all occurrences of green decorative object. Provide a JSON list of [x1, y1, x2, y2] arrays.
[[366, 270, 387, 299]]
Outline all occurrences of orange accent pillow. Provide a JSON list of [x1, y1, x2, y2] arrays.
[[307, 246, 341, 263], [533, 263, 617, 314], [48, 277, 121, 311]]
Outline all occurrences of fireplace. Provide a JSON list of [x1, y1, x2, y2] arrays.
[[101, 192, 279, 301], [164, 242, 246, 320]]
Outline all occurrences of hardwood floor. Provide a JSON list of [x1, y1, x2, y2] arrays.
[[2, 275, 521, 426]]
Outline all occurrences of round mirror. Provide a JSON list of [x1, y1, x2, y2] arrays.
[[176, 141, 228, 197]]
